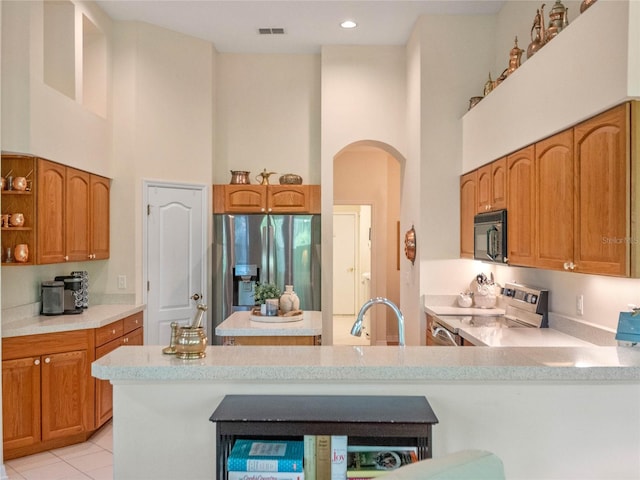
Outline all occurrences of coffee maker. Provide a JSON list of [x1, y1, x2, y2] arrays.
[[54, 275, 83, 314], [41, 281, 64, 315], [232, 264, 259, 310]]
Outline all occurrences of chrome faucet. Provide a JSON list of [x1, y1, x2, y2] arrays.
[[350, 297, 405, 346]]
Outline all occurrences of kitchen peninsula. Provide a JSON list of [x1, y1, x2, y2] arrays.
[[215, 310, 322, 345], [93, 344, 640, 480]]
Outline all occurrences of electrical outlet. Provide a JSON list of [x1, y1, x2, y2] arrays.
[[576, 294, 584, 316], [118, 275, 127, 290]]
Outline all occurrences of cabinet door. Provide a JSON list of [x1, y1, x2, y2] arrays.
[[40, 350, 90, 441], [490, 158, 507, 211], [267, 185, 311, 213], [65, 168, 91, 262], [221, 185, 267, 213], [573, 103, 629, 276], [507, 146, 536, 267], [535, 129, 574, 270], [476, 164, 491, 212], [460, 171, 477, 258], [95, 338, 121, 428], [90, 175, 110, 260], [476, 159, 506, 212], [2, 357, 41, 450], [36, 160, 66, 264]]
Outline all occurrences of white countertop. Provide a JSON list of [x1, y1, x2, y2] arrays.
[[215, 310, 322, 337], [2, 304, 145, 338], [424, 302, 597, 347], [430, 315, 594, 347], [92, 344, 640, 382]]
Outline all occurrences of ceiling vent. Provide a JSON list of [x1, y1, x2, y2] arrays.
[[258, 27, 285, 35]]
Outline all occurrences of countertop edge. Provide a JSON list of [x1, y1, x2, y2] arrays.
[[92, 345, 640, 383], [2, 304, 146, 338]]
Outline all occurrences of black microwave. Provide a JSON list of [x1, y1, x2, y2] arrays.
[[474, 209, 507, 264]]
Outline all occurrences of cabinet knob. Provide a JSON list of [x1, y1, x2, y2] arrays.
[[44, 357, 51, 364], [123, 337, 129, 344], [261, 208, 266, 212], [64, 256, 69, 261], [34, 359, 40, 366], [112, 329, 116, 334]]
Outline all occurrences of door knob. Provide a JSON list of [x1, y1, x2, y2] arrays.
[[191, 293, 202, 302]]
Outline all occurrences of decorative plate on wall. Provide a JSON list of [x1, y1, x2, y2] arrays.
[[404, 225, 416, 265]]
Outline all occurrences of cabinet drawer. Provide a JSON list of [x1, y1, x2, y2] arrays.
[[2, 330, 90, 360], [122, 327, 143, 346], [96, 337, 121, 359], [95, 321, 123, 347], [123, 312, 143, 334]]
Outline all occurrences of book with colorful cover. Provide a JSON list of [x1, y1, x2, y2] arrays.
[[330, 435, 348, 480], [346, 446, 418, 473], [228, 439, 305, 472], [227, 472, 304, 480]]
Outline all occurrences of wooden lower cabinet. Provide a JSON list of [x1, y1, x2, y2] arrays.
[[2, 330, 94, 460], [95, 312, 144, 428], [2, 312, 143, 459]]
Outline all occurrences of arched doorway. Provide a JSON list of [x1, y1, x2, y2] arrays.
[[332, 142, 402, 345]]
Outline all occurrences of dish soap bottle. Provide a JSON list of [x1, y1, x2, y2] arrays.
[[279, 285, 300, 313]]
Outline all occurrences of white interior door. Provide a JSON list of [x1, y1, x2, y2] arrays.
[[145, 183, 207, 345], [333, 211, 358, 315]]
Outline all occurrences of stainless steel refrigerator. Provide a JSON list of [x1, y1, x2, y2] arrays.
[[212, 214, 321, 342]]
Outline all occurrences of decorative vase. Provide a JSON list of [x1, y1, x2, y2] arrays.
[[279, 285, 300, 314], [14, 244, 29, 263]]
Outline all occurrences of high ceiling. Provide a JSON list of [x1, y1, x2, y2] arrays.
[[95, 1, 506, 54]]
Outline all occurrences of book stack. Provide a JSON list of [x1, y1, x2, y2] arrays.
[[345, 446, 418, 479], [227, 439, 305, 480]]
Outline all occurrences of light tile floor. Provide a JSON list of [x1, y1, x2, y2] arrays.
[[4, 421, 113, 480]]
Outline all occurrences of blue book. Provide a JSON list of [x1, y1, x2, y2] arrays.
[[228, 439, 305, 472]]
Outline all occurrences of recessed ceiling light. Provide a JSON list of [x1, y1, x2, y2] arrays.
[[340, 20, 357, 29]]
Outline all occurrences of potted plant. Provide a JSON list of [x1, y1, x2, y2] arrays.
[[252, 282, 281, 315]]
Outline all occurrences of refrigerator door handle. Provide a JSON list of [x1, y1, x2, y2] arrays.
[[267, 223, 275, 284], [261, 224, 269, 284]]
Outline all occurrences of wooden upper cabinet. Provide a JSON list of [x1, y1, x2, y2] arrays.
[[213, 184, 320, 214], [65, 168, 91, 262], [36, 160, 110, 264], [37, 160, 66, 264], [476, 158, 506, 213], [90, 175, 110, 260], [573, 103, 629, 276], [506, 145, 536, 267], [460, 171, 477, 258], [535, 129, 575, 271]]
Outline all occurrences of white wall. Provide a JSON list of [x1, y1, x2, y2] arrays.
[[410, 15, 498, 338], [321, 46, 407, 344], [463, 0, 633, 171], [111, 22, 214, 303], [214, 53, 320, 185]]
